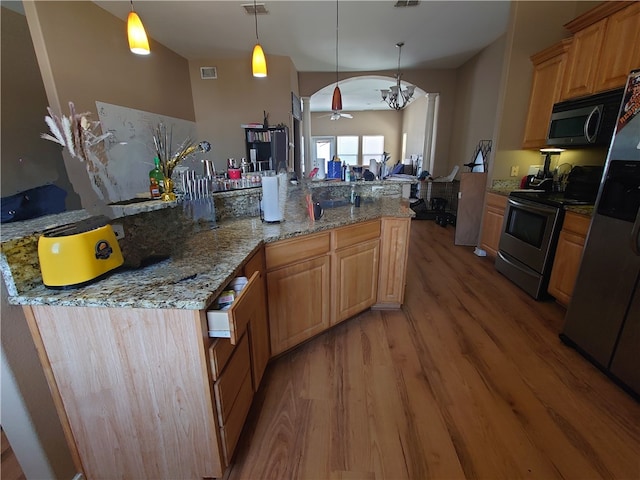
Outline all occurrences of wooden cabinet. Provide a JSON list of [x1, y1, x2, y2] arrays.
[[376, 217, 411, 307], [25, 305, 225, 479], [23, 247, 272, 480], [595, 1, 640, 92], [548, 211, 591, 307], [243, 248, 270, 390], [479, 192, 508, 258], [561, 20, 606, 100], [332, 220, 381, 324], [266, 218, 411, 355], [561, 2, 640, 100], [211, 332, 253, 465], [455, 172, 489, 244], [266, 232, 331, 356], [522, 40, 571, 149]]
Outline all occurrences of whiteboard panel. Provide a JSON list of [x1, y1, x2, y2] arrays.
[[96, 101, 197, 202]]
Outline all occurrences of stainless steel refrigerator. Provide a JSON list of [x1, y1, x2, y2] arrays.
[[560, 69, 640, 399]]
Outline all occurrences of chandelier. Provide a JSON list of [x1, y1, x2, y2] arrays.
[[381, 42, 415, 110]]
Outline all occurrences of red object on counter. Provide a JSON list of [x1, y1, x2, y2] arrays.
[[228, 168, 241, 180], [520, 175, 528, 188]]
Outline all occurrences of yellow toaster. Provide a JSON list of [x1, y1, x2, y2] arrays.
[[38, 216, 124, 288]]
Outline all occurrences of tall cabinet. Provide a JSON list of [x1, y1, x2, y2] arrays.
[[455, 172, 488, 246], [244, 126, 289, 172]]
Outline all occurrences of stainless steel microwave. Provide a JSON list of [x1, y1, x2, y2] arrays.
[[547, 88, 624, 148]]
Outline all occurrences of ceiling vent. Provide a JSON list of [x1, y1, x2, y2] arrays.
[[242, 3, 268, 15], [394, 1, 420, 7], [200, 66, 218, 80]]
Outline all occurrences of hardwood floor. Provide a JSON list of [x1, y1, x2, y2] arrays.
[[228, 219, 640, 480]]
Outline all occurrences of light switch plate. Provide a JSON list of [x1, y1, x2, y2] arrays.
[[510, 165, 519, 177]]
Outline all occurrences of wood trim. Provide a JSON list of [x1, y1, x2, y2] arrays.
[[530, 37, 572, 65], [332, 219, 381, 250], [22, 306, 85, 474], [265, 231, 331, 270], [564, 1, 631, 33]]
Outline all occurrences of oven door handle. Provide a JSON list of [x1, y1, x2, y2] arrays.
[[497, 250, 537, 276], [508, 197, 559, 215]]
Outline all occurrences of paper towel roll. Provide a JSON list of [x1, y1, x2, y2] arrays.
[[261, 175, 283, 222], [369, 159, 378, 177]]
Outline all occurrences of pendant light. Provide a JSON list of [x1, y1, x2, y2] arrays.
[[252, 0, 267, 77], [331, 0, 343, 111], [127, 0, 150, 55]]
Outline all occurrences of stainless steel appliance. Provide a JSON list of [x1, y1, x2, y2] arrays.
[[496, 162, 604, 299], [495, 193, 565, 299], [547, 88, 623, 148], [560, 70, 640, 399]]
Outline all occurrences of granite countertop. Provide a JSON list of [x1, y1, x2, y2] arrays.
[[6, 197, 413, 310]]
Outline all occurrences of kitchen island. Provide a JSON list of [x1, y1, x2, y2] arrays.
[[1, 182, 413, 480]]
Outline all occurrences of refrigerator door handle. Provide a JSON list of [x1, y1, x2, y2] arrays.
[[632, 207, 640, 256]]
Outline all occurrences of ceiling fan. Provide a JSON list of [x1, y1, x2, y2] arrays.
[[320, 110, 353, 120]]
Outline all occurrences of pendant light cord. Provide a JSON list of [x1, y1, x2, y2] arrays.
[[254, 0, 260, 41], [335, 0, 339, 86], [129, 0, 134, 12]]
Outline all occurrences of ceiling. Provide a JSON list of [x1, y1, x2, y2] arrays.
[[11, 1, 512, 112]]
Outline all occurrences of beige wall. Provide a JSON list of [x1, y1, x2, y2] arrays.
[[189, 54, 298, 173], [1, 7, 80, 208], [491, 1, 606, 181], [26, 1, 195, 211], [299, 68, 458, 177], [449, 34, 507, 178], [309, 110, 402, 164]]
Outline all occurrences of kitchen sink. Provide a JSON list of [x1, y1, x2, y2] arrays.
[[318, 199, 350, 209]]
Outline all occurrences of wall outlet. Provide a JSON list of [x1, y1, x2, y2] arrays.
[[111, 224, 125, 240], [510, 165, 519, 177]]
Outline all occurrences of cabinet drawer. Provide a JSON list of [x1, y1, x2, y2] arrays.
[[213, 332, 251, 425], [265, 231, 330, 270], [219, 368, 253, 465], [562, 211, 590, 236], [333, 219, 381, 250], [486, 192, 508, 210], [206, 271, 260, 344], [208, 338, 235, 381]]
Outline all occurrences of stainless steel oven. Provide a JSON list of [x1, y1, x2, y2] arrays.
[[495, 194, 565, 299]]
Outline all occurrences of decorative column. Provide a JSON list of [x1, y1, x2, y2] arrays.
[[302, 96, 312, 177]]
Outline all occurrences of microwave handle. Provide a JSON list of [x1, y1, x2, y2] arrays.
[[584, 105, 601, 144], [632, 206, 640, 256]]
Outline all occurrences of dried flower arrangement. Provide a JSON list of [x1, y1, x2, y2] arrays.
[[152, 123, 211, 180], [41, 102, 111, 162]]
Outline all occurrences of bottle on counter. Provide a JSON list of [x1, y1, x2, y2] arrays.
[[149, 157, 164, 198], [149, 158, 164, 198], [341, 159, 346, 181]]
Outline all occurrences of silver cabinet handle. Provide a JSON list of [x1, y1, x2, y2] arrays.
[[584, 105, 601, 144]]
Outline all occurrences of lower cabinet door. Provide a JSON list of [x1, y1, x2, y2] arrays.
[[267, 255, 331, 356], [333, 239, 379, 324], [376, 217, 410, 306]]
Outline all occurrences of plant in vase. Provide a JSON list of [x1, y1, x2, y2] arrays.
[[41, 102, 117, 202], [41, 102, 112, 162], [152, 123, 211, 201]]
